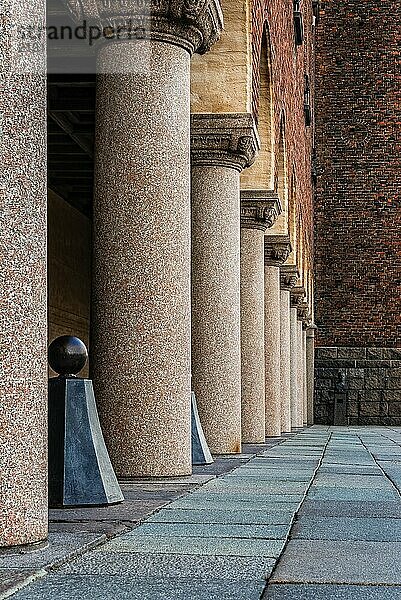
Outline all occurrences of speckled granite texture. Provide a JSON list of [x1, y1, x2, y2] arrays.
[[306, 329, 315, 425], [240, 228, 265, 443], [191, 114, 259, 454], [191, 164, 242, 453], [92, 41, 193, 477], [279, 290, 292, 433], [302, 329, 308, 425], [297, 321, 305, 427], [239, 191, 281, 444], [264, 266, 282, 437], [0, 1, 48, 546], [290, 307, 300, 428]]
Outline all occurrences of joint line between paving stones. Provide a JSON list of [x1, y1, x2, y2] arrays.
[[259, 430, 333, 598], [0, 569, 47, 600], [356, 430, 401, 500]]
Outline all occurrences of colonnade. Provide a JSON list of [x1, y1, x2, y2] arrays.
[[0, 0, 314, 547]]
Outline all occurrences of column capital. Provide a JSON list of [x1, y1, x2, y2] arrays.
[[306, 323, 318, 337], [264, 234, 292, 267], [62, 0, 223, 55], [295, 298, 310, 323], [280, 264, 299, 290], [290, 285, 306, 308], [240, 190, 282, 231], [191, 113, 260, 171]]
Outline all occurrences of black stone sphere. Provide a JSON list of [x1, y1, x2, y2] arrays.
[[48, 336, 88, 377]]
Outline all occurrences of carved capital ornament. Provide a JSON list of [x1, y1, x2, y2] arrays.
[[264, 234, 292, 267], [280, 264, 299, 290], [62, 0, 224, 55], [191, 113, 260, 172], [240, 190, 282, 231]]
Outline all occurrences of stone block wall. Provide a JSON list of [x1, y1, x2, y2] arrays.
[[315, 347, 401, 425]]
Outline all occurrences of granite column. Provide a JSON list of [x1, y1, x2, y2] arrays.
[[191, 114, 259, 453], [264, 236, 292, 437], [74, 0, 223, 476], [0, 1, 47, 546], [289, 305, 300, 428], [306, 325, 316, 425], [303, 326, 308, 425], [240, 192, 281, 443], [280, 265, 299, 433], [292, 289, 307, 428]]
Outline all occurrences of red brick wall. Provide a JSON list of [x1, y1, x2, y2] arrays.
[[314, 0, 401, 347], [251, 0, 315, 266]]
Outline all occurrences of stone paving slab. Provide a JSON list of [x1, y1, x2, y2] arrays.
[[270, 540, 401, 584], [48, 499, 167, 523], [172, 493, 304, 507], [312, 474, 394, 488], [12, 575, 266, 600], [306, 487, 399, 501], [147, 508, 295, 525], [292, 516, 401, 541], [136, 522, 291, 540], [203, 477, 306, 497], [100, 534, 285, 557], [298, 499, 401, 518], [318, 465, 382, 475], [263, 583, 401, 599], [60, 552, 276, 579], [0, 534, 107, 570]]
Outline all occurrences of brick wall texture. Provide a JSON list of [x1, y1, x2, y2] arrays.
[[252, 0, 315, 266], [314, 0, 401, 347]]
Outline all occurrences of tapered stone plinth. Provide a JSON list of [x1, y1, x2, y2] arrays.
[[240, 192, 281, 443], [264, 236, 292, 437], [79, 0, 223, 477], [0, 1, 47, 546], [280, 265, 299, 433], [191, 114, 259, 453]]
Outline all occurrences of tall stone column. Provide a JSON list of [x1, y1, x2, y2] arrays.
[[290, 304, 300, 428], [306, 325, 317, 425], [297, 319, 305, 427], [302, 326, 308, 425], [264, 236, 292, 437], [294, 291, 308, 428], [240, 192, 281, 443], [280, 265, 299, 433], [298, 301, 310, 427], [0, 2, 47, 546], [72, 1, 223, 476], [191, 114, 259, 453]]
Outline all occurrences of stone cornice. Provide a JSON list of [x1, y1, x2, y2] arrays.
[[190, 113, 260, 172], [280, 264, 299, 290], [62, 0, 223, 55], [264, 234, 292, 267], [240, 190, 282, 231]]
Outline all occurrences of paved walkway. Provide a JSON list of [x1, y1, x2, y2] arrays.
[[3, 426, 401, 599]]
